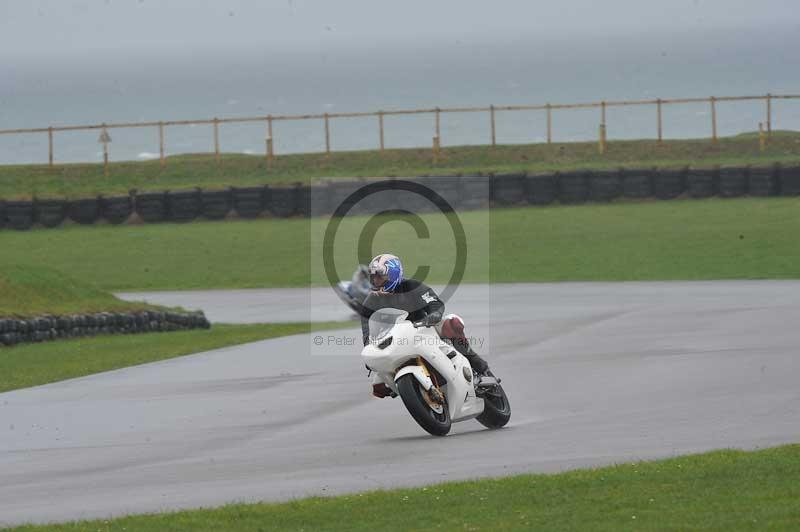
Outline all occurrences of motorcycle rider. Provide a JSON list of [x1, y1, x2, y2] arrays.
[[360, 253, 490, 398]]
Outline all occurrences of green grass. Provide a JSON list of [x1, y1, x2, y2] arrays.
[[0, 264, 156, 318], [1, 197, 799, 291], [8, 444, 800, 531], [2, 132, 799, 198], [0, 321, 352, 393]]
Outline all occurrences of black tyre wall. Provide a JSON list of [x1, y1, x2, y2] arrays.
[[779, 165, 800, 196], [100, 195, 133, 224], [653, 168, 685, 199], [167, 190, 202, 222], [621, 168, 653, 198], [590, 170, 622, 202], [557, 171, 589, 204], [718, 167, 748, 198], [294, 184, 312, 217], [306, 183, 333, 217], [135, 192, 168, 223], [268, 185, 298, 217], [201, 189, 232, 219], [0, 200, 5, 230], [35, 199, 67, 228], [232, 186, 266, 218], [491, 173, 527, 206], [428, 176, 462, 212], [526, 174, 557, 205], [6, 200, 34, 230], [459, 176, 491, 210], [748, 166, 778, 197], [68, 197, 100, 224], [687, 168, 717, 198]]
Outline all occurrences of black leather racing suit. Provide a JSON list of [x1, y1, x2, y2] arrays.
[[359, 279, 488, 372]]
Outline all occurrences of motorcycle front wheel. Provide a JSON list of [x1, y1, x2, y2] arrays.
[[396, 374, 451, 436], [476, 373, 511, 429]]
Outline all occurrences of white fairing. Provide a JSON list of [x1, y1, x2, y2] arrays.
[[362, 308, 484, 423]]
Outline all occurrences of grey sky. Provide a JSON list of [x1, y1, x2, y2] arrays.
[[1, 0, 798, 60]]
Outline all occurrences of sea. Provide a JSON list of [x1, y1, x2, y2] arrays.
[[1, 26, 799, 165]]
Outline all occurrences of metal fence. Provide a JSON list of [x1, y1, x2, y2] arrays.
[[0, 93, 798, 170]]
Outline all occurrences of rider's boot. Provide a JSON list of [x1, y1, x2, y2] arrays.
[[462, 345, 490, 377]]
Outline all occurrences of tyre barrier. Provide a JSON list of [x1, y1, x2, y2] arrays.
[[328, 179, 371, 216], [306, 181, 332, 217], [621, 168, 653, 198], [491, 173, 527, 206], [100, 195, 133, 224], [35, 199, 68, 228], [0, 310, 210, 348], [780, 165, 800, 196], [653, 167, 685, 199], [6, 200, 34, 230], [426, 176, 462, 212], [168, 189, 202, 222], [3, 164, 799, 230], [135, 191, 168, 223], [460, 175, 490, 210], [294, 184, 312, 218], [718, 167, 748, 198], [590, 169, 622, 202], [558, 171, 590, 204], [68, 197, 101, 225], [748, 165, 778, 197], [268, 185, 299, 218], [459, 176, 490, 210], [201, 189, 233, 219], [232, 186, 266, 218], [526, 174, 558, 205], [687, 168, 717, 198]]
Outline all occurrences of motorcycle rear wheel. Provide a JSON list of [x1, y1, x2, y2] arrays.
[[396, 374, 451, 436]]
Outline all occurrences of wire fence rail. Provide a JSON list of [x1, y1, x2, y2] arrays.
[[1, 93, 798, 172]]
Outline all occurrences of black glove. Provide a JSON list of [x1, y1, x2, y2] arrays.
[[413, 313, 440, 328]]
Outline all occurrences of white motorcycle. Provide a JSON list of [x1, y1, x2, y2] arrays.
[[362, 308, 510, 436]]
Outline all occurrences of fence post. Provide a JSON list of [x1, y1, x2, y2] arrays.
[[766, 93, 772, 139], [598, 124, 607, 154], [266, 115, 274, 166], [432, 136, 440, 163], [378, 111, 385, 151], [158, 121, 165, 169], [759, 122, 766, 153], [100, 124, 110, 177], [657, 99, 663, 144], [710, 96, 718, 144], [213, 117, 221, 164], [546, 103, 552, 144], [490, 105, 496, 147], [47, 127, 54, 167], [435, 107, 441, 145], [600, 101, 607, 128], [600, 101, 607, 153], [324, 113, 331, 154]]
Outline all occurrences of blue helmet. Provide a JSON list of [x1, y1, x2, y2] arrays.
[[368, 254, 403, 293]]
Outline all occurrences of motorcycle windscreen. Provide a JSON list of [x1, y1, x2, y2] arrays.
[[368, 308, 408, 342]]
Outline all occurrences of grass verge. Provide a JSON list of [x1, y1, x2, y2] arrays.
[[0, 321, 353, 393], [0, 264, 156, 318], [1, 132, 799, 198], [7, 444, 800, 531], [1, 197, 799, 290]]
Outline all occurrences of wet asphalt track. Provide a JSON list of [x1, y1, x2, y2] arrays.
[[2, 281, 800, 525]]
